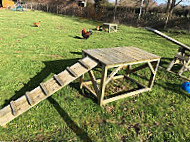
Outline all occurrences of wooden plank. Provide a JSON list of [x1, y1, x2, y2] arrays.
[[128, 46, 160, 59], [145, 27, 190, 51], [80, 74, 84, 89], [148, 62, 156, 74], [126, 63, 148, 75], [113, 47, 143, 61], [40, 83, 49, 96], [98, 65, 108, 106], [88, 70, 100, 95], [25, 92, 34, 105], [78, 59, 90, 69], [126, 65, 131, 77], [92, 49, 121, 64], [83, 83, 98, 97], [0, 56, 98, 126], [148, 60, 160, 88], [10, 101, 18, 116], [53, 75, 64, 86], [98, 48, 135, 63], [175, 54, 189, 62], [103, 88, 151, 105], [66, 67, 78, 77], [106, 66, 121, 85], [122, 47, 157, 60], [83, 75, 124, 85], [83, 47, 160, 66], [82, 49, 121, 65]]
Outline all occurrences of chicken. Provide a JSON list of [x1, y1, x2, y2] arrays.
[[33, 21, 41, 27], [82, 28, 92, 39], [96, 26, 102, 31]]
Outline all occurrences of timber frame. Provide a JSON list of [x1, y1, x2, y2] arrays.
[[81, 47, 160, 106], [103, 23, 118, 33]]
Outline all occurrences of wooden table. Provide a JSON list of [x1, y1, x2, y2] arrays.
[[81, 47, 160, 106], [103, 23, 118, 33]]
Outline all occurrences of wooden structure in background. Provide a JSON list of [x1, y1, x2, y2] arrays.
[[103, 23, 118, 33], [81, 47, 160, 106], [145, 27, 190, 79]]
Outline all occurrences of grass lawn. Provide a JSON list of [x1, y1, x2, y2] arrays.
[[0, 9, 190, 141]]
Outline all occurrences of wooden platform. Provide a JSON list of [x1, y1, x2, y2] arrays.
[[103, 23, 117, 33], [81, 47, 160, 106], [0, 56, 98, 126], [146, 27, 190, 79]]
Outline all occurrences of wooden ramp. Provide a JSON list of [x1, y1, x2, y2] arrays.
[[0, 56, 98, 126]]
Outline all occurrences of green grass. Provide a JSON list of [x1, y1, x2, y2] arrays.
[[0, 9, 190, 141]]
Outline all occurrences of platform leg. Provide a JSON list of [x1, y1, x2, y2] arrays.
[[98, 65, 108, 106], [178, 60, 190, 76], [167, 59, 175, 71], [108, 25, 110, 33], [80, 74, 84, 89], [126, 65, 131, 77]]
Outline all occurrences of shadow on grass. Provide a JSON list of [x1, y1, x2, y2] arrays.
[[132, 70, 190, 98], [73, 36, 83, 39], [48, 97, 92, 142], [2, 58, 79, 108], [2, 57, 93, 141], [159, 57, 174, 68], [70, 82, 98, 104], [70, 51, 82, 55]]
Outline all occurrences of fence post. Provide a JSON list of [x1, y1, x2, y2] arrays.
[[47, 4, 49, 12], [57, 5, 58, 14], [36, 3, 38, 10]]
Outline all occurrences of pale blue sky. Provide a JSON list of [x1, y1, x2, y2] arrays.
[[108, 0, 190, 6], [156, 0, 190, 5]]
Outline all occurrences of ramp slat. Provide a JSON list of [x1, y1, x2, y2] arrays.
[[53, 75, 64, 86], [66, 67, 78, 77], [25, 92, 34, 105], [10, 101, 18, 116], [0, 57, 98, 126], [78, 59, 90, 69], [40, 83, 49, 96]]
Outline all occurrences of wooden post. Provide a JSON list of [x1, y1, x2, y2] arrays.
[[98, 65, 108, 106], [57, 5, 59, 14], [47, 4, 49, 12], [36, 3, 38, 10], [148, 60, 160, 88], [126, 65, 131, 77], [80, 52, 86, 89]]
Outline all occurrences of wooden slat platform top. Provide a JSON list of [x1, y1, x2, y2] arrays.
[[83, 47, 160, 65]]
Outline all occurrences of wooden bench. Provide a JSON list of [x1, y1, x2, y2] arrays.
[[103, 23, 118, 33], [146, 27, 190, 79], [81, 47, 160, 106]]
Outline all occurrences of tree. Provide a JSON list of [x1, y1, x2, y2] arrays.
[[137, 0, 144, 21], [164, 0, 188, 28], [113, 0, 118, 21]]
